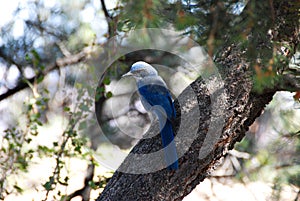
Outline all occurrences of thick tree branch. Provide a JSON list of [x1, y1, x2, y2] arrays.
[[97, 44, 275, 201], [96, 0, 299, 200]]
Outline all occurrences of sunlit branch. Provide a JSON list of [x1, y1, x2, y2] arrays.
[[0, 46, 96, 102]]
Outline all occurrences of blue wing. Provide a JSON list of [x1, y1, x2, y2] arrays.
[[138, 84, 176, 120]]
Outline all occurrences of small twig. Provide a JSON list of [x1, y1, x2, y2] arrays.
[[282, 130, 300, 138], [65, 163, 95, 201], [100, 0, 116, 38], [100, 0, 112, 20]]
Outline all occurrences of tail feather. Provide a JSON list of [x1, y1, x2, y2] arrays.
[[161, 119, 179, 170]]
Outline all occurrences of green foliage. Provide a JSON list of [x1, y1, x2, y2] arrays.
[[36, 84, 101, 200], [0, 0, 298, 200], [118, 0, 165, 30], [95, 86, 105, 102], [174, 12, 199, 30], [102, 77, 111, 85], [234, 99, 300, 199], [95, 76, 113, 102], [105, 91, 113, 98], [0, 70, 111, 200], [0, 89, 49, 198], [252, 67, 278, 93]]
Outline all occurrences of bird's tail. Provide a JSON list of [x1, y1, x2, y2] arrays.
[[161, 119, 179, 170]]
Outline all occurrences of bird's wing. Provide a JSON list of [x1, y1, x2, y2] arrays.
[[138, 84, 176, 119]]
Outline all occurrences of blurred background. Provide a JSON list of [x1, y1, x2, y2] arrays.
[[0, 0, 299, 200]]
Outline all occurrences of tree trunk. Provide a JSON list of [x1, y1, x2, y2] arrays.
[[97, 0, 299, 200]]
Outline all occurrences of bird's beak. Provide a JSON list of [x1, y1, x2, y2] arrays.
[[122, 71, 133, 78]]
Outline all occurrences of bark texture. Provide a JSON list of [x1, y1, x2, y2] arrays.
[[97, 0, 299, 200]]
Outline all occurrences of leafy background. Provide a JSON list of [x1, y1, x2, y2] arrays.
[[0, 0, 299, 200]]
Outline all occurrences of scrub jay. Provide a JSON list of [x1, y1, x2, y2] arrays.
[[123, 61, 179, 170]]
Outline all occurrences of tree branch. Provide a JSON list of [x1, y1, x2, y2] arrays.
[[0, 46, 95, 102], [100, 0, 115, 37], [65, 163, 95, 201], [96, 0, 299, 200], [100, 0, 112, 20], [96, 43, 276, 201]]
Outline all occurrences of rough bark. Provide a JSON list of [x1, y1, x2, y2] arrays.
[[96, 44, 274, 201], [97, 0, 299, 200]]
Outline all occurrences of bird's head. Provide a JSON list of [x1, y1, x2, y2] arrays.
[[122, 61, 158, 79]]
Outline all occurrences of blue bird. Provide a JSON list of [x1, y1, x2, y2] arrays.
[[123, 61, 179, 170]]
